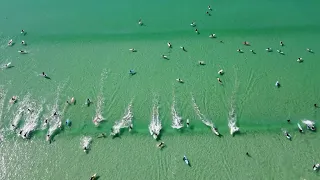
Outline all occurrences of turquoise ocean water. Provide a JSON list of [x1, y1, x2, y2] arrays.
[[1, 0, 320, 179]]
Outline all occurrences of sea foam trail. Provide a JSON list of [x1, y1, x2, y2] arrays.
[[110, 101, 133, 136], [19, 99, 44, 139], [10, 93, 31, 130], [45, 82, 67, 140], [149, 102, 162, 140], [93, 69, 108, 126], [191, 96, 216, 130], [81, 136, 92, 153], [0, 87, 8, 124], [228, 106, 239, 136], [171, 99, 183, 129]]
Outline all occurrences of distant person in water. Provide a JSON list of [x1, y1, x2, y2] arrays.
[[280, 41, 284, 46], [287, 119, 290, 123], [314, 104, 318, 108], [87, 98, 91, 106], [42, 72, 47, 77]]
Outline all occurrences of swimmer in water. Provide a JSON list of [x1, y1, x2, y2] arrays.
[[18, 50, 27, 54], [21, 40, 26, 45], [208, 5, 212, 11], [266, 48, 272, 52], [306, 48, 313, 53], [190, 21, 196, 27], [209, 34, 216, 38], [206, 11, 211, 16], [162, 55, 169, 59], [297, 57, 303, 63], [167, 42, 172, 48], [177, 78, 183, 83], [195, 29, 199, 34], [237, 49, 243, 53], [53, 112, 58, 116], [86, 98, 91, 106], [280, 41, 284, 46], [217, 78, 222, 84], [21, 29, 25, 34], [138, 19, 143, 26]]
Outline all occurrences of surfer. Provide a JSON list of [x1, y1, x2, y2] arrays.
[[162, 55, 168, 59], [129, 69, 136, 75], [176, 78, 183, 83], [266, 48, 272, 52], [217, 78, 222, 84], [199, 61, 205, 65], [186, 119, 190, 127], [70, 97, 75, 104], [157, 142, 165, 149], [53, 112, 58, 116], [129, 124, 133, 132], [8, 39, 13, 46], [18, 50, 27, 54], [275, 81, 280, 87], [90, 174, 97, 180], [21, 40, 26, 45], [307, 48, 313, 53], [180, 46, 186, 51], [42, 72, 47, 77], [314, 104, 318, 108], [86, 98, 91, 106], [27, 108, 33, 113], [195, 29, 199, 34], [97, 133, 106, 138], [21, 29, 25, 34], [190, 21, 196, 27], [208, 5, 212, 10], [218, 69, 224, 75], [297, 58, 303, 63], [277, 50, 284, 54], [138, 19, 143, 26], [206, 11, 211, 16], [10, 96, 17, 103], [237, 49, 243, 53], [167, 42, 172, 48], [280, 41, 284, 46], [250, 49, 255, 54], [209, 34, 216, 38], [129, 48, 136, 52], [243, 41, 250, 46]]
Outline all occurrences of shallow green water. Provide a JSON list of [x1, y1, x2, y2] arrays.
[[1, 0, 320, 179]]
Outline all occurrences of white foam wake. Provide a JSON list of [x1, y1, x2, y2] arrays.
[[228, 107, 239, 136], [93, 69, 108, 126], [81, 136, 92, 152], [19, 99, 43, 139], [149, 103, 162, 139], [171, 100, 183, 129], [191, 96, 215, 129], [111, 102, 133, 136]]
